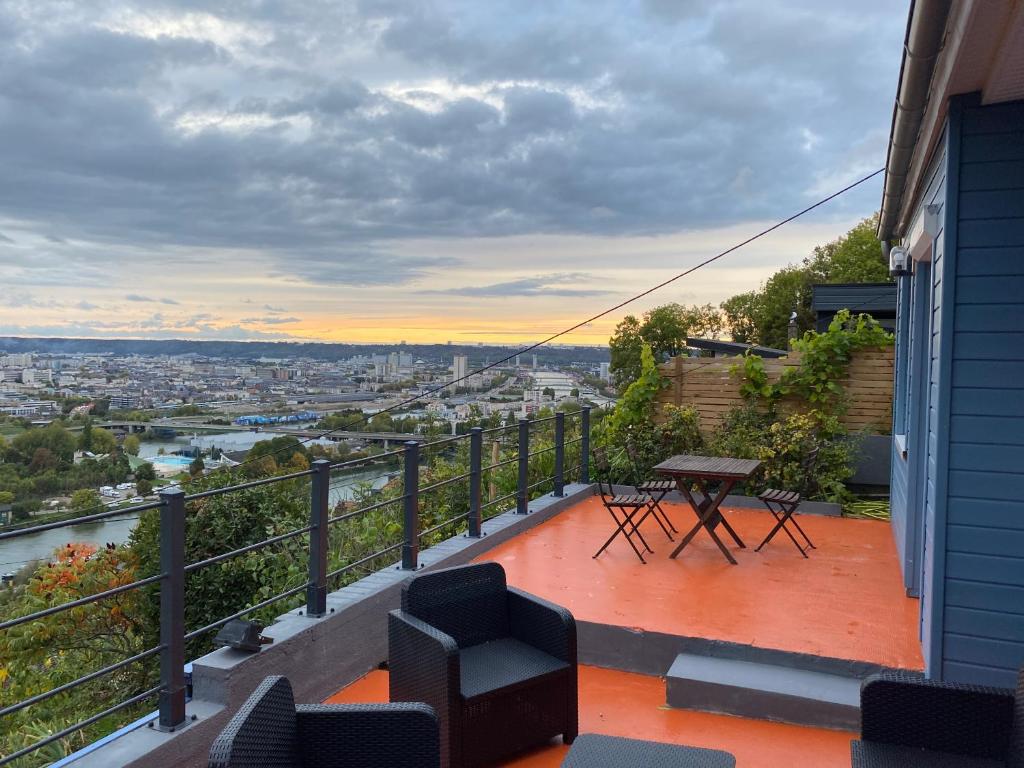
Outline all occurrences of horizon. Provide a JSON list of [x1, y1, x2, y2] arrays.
[[0, 1, 907, 346]]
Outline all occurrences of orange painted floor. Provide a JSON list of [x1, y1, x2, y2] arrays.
[[326, 667, 854, 768], [475, 498, 923, 670]]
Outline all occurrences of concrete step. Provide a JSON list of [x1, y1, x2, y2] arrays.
[[665, 652, 861, 731]]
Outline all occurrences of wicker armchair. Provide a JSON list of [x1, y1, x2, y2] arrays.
[[208, 676, 440, 768], [388, 561, 578, 768], [851, 668, 1023, 767]]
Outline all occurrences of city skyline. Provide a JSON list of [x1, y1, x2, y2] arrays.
[[0, 1, 907, 345]]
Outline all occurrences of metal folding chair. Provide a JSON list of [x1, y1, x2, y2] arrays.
[[592, 447, 655, 563], [755, 447, 818, 557], [624, 442, 676, 540]]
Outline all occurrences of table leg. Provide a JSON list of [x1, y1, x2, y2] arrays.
[[670, 478, 740, 564]]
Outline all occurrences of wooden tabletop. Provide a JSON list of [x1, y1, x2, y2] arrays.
[[653, 454, 761, 480]]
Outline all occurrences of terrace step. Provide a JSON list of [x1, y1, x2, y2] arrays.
[[665, 652, 861, 731]]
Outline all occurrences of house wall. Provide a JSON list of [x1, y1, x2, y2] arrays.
[[941, 96, 1024, 687]]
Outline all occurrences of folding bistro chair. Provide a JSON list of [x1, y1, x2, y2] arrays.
[[592, 447, 655, 563], [624, 442, 676, 540], [755, 447, 818, 557]]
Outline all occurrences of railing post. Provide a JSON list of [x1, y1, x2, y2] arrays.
[[468, 427, 482, 537], [553, 412, 565, 497], [306, 459, 330, 617], [158, 488, 186, 732], [516, 418, 529, 514], [401, 441, 420, 569], [580, 406, 591, 485]]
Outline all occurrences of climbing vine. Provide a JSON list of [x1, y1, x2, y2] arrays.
[[732, 309, 893, 411]]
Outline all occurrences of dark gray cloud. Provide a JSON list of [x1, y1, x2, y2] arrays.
[[436, 273, 611, 298], [0, 0, 905, 290]]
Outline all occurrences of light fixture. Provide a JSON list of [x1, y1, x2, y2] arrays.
[[889, 246, 909, 277], [214, 619, 273, 653]]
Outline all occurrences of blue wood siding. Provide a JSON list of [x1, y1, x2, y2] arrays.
[[942, 97, 1024, 687]]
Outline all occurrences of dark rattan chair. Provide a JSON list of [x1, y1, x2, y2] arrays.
[[208, 675, 440, 768], [388, 561, 578, 768], [850, 668, 1024, 767]]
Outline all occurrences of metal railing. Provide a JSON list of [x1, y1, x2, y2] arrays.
[[0, 406, 591, 765]]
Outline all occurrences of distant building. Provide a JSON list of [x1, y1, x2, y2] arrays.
[[452, 354, 468, 385], [109, 394, 139, 410], [599, 362, 611, 382]]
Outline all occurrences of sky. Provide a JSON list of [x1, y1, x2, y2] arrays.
[[0, 0, 908, 346]]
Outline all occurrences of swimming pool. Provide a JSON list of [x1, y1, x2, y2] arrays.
[[151, 455, 194, 468]]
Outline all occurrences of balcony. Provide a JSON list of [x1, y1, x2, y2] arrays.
[[1, 412, 923, 768]]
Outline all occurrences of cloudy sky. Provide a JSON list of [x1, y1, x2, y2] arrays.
[[0, 0, 907, 345]]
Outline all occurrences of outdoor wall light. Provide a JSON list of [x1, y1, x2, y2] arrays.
[[214, 619, 273, 653], [889, 246, 910, 277]]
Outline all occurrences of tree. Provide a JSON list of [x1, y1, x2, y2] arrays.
[[608, 303, 722, 387], [719, 214, 891, 349], [720, 291, 759, 344], [134, 462, 156, 482], [247, 436, 307, 465], [122, 434, 141, 456], [542, 387, 556, 398], [79, 419, 94, 452], [189, 456, 205, 476], [70, 488, 103, 515], [805, 214, 889, 284], [136, 479, 153, 497], [89, 427, 117, 456]]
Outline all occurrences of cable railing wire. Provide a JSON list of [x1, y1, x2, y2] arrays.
[[0, 685, 162, 767]]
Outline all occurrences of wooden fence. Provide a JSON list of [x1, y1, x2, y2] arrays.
[[656, 346, 894, 434]]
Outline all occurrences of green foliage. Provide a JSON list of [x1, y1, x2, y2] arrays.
[[719, 215, 891, 349], [705, 406, 854, 504], [188, 456, 205, 476], [70, 488, 102, 515], [609, 303, 722, 387], [732, 309, 893, 411], [806, 214, 890, 283], [134, 462, 156, 482], [136, 479, 153, 497], [122, 435, 141, 456], [735, 354, 775, 401], [606, 345, 665, 436], [1, 544, 149, 765]]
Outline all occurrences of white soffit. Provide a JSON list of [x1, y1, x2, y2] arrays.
[[983, 1, 1024, 104]]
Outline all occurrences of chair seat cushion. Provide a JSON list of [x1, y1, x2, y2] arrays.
[[851, 740, 1005, 768], [759, 488, 801, 504], [637, 479, 675, 493], [459, 637, 570, 701], [562, 733, 735, 767], [608, 494, 649, 507]]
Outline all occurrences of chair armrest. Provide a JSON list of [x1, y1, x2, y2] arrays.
[[860, 672, 1015, 760], [297, 703, 440, 768], [507, 587, 577, 665], [387, 610, 460, 765]]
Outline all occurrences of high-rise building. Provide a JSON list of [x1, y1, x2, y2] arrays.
[[452, 354, 468, 384], [599, 362, 611, 382]]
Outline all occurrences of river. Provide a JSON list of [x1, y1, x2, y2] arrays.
[[0, 465, 397, 576]]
